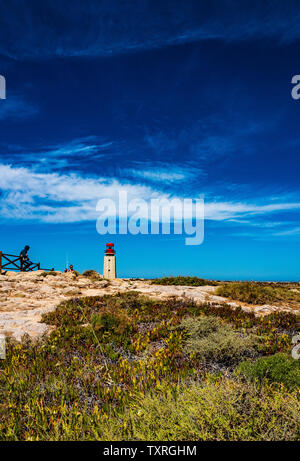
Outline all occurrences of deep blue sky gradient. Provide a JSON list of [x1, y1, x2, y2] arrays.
[[0, 1, 300, 280]]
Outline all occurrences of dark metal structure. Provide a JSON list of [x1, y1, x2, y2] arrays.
[[0, 251, 53, 273]]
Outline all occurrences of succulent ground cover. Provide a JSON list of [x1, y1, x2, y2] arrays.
[[0, 291, 299, 440]]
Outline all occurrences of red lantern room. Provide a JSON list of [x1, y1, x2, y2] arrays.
[[105, 243, 115, 255]]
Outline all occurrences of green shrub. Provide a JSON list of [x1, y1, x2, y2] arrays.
[[91, 309, 134, 337], [216, 282, 277, 304], [42, 298, 88, 327], [152, 276, 218, 286], [180, 316, 257, 365], [216, 281, 300, 304], [82, 270, 100, 280], [237, 353, 300, 391]]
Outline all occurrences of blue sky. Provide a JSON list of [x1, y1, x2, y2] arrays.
[[0, 0, 300, 280]]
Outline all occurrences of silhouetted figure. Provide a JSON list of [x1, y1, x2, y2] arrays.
[[20, 245, 32, 270]]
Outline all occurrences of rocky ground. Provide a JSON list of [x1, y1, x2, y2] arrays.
[[0, 271, 299, 341]]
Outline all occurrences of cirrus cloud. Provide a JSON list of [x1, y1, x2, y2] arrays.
[[0, 163, 300, 227]]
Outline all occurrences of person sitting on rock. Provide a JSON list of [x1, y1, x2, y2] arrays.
[[64, 265, 74, 273], [20, 245, 32, 270]]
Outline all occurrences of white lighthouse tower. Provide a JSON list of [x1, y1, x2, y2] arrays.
[[103, 243, 117, 280]]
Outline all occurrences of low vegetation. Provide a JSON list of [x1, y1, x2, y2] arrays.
[[0, 291, 299, 440], [82, 270, 101, 280], [180, 316, 257, 366], [40, 271, 58, 277], [237, 353, 300, 391], [105, 378, 300, 441], [152, 276, 218, 286], [216, 281, 300, 305]]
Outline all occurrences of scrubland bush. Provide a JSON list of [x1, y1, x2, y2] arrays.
[[180, 316, 257, 365], [102, 378, 300, 441], [82, 270, 101, 280], [152, 276, 218, 286], [91, 308, 135, 337], [217, 281, 300, 304], [216, 282, 277, 304], [237, 353, 300, 391]]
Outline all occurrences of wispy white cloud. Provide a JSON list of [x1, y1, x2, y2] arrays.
[[0, 163, 299, 226], [0, 163, 154, 222], [34, 137, 114, 170], [205, 201, 300, 221], [1, 137, 115, 171], [122, 165, 199, 184]]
